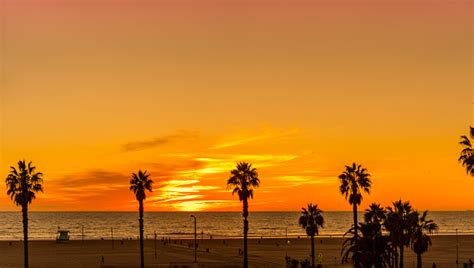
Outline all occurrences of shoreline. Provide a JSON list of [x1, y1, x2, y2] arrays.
[[1, 233, 473, 241]]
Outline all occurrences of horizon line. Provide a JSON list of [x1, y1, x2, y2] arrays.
[[0, 210, 471, 213]]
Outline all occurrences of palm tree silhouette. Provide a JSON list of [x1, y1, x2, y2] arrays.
[[299, 203, 324, 268], [410, 211, 438, 268], [459, 126, 474, 176], [5, 160, 44, 268], [342, 222, 392, 267], [342, 203, 391, 267], [338, 163, 372, 267], [227, 162, 260, 268], [129, 170, 153, 268], [364, 203, 386, 225], [385, 200, 416, 268]]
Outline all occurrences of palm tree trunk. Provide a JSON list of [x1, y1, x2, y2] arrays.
[[394, 248, 399, 268], [243, 197, 249, 268], [416, 253, 422, 268], [399, 246, 404, 268], [139, 199, 145, 268], [310, 235, 315, 268], [22, 203, 28, 268], [242, 196, 249, 268], [352, 203, 358, 236], [353, 202, 359, 268], [391, 251, 394, 268]]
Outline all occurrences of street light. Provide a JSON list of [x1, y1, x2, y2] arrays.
[[190, 215, 197, 263]]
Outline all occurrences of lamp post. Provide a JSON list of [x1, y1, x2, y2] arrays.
[[154, 231, 157, 259], [190, 215, 197, 263], [456, 228, 459, 267], [111, 227, 114, 249]]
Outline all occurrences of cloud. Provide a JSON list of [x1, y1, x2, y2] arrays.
[[173, 154, 298, 178], [48, 170, 129, 190], [40, 169, 133, 210], [149, 178, 223, 211], [272, 175, 336, 187], [123, 130, 197, 152], [152, 179, 219, 202], [170, 200, 234, 211], [211, 127, 299, 149]]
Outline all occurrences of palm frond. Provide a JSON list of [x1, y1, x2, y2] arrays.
[[5, 160, 44, 206], [129, 170, 153, 201], [226, 162, 260, 202]]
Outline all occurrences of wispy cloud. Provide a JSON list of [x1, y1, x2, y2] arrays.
[[211, 127, 299, 149], [174, 154, 297, 177], [149, 179, 221, 211], [272, 175, 336, 187], [123, 130, 197, 152], [170, 200, 234, 212], [48, 169, 129, 190], [41, 169, 132, 210]]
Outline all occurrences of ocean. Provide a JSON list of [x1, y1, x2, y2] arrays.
[[0, 211, 472, 240]]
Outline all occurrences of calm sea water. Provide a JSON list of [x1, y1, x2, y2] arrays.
[[0, 211, 472, 240]]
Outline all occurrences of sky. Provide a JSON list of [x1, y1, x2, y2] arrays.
[[0, 0, 472, 212]]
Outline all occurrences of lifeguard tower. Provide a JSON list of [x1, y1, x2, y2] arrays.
[[56, 230, 70, 242]]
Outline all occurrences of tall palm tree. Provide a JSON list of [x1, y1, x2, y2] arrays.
[[299, 203, 324, 268], [130, 170, 153, 268], [410, 211, 438, 268], [227, 162, 260, 268], [459, 126, 474, 176], [5, 160, 44, 268], [385, 200, 416, 268], [338, 163, 372, 267]]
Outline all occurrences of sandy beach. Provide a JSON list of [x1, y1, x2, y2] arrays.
[[0, 235, 472, 267]]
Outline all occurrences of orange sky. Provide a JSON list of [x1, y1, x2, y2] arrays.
[[0, 0, 473, 212]]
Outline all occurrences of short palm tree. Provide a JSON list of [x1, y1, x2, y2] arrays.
[[5, 160, 44, 268], [338, 163, 372, 267], [227, 162, 260, 268], [364, 203, 386, 225], [385, 200, 416, 268], [130, 170, 153, 268], [459, 126, 474, 176], [342, 203, 391, 268], [299, 203, 324, 268], [410, 211, 438, 268], [342, 222, 392, 268]]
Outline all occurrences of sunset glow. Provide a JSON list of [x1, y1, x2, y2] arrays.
[[1, 0, 472, 212]]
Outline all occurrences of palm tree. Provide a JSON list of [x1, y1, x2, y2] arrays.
[[342, 222, 392, 268], [338, 163, 372, 267], [364, 203, 386, 225], [227, 162, 260, 268], [5, 160, 44, 268], [459, 126, 474, 176], [129, 170, 153, 268], [385, 200, 416, 268], [299, 203, 324, 268], [410, 211, 438, 268], [342, 203, 392, 268]]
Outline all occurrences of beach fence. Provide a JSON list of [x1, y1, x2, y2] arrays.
[[168, 262, 242, 268], [167, 263, 353, 268]]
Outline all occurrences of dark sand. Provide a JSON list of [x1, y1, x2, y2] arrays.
[[0, 235, 472, 267]]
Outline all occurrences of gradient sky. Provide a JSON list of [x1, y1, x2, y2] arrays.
[[0, 0, 472, 212]]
